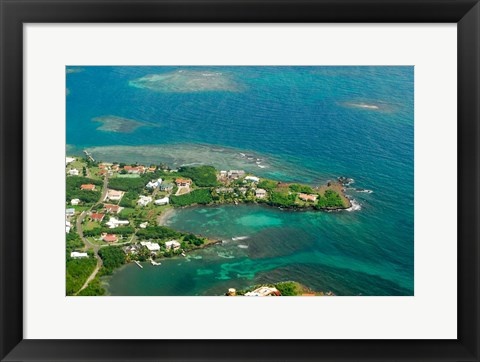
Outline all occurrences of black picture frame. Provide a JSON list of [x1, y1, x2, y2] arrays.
[[1, 1, 479, 361]]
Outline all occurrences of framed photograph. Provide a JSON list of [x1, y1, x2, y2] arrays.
[[1, 0, 479, 361]]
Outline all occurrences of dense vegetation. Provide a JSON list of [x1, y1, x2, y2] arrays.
[[315, 190, 345, 208], [98, 246, 126, 274], [66, 176, 102, 203], [108, 177, 146, 192], [177, 166, 218, 187], [183, 233, 205, 247], [119, 190, 139, 207], [268, 191, 297, 207], [236, 281, 320, 297], [275, 281, 302, 296], [66, 232, 84, 253], [257, 179, 278, 191], [66, 257, 97, 295], [82, 226, 135, 237], [77, 276, 105, 296], [170, 189, 213, 206], [289, 183, 314, 194], [136, 225, 182, 240]]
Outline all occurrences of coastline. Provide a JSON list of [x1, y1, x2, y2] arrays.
[[156, 207, 176, 226]]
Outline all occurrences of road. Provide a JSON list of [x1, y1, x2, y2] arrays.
[[74, 173, 109, 295]]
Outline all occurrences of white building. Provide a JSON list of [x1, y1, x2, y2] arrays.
[[140, 241, 161, 252], [106, 189, 123, 201], [154, 196, 169, 205], [245, 175, 260, 183], [70, 251, 88, 259], [245, 286, 280, 296], [66, 208, 75, 217], [165, 240, 181, 251], [227, 170, 245, 179], [66, 220, 71, 233], [139, 222, 149, 229], [68, 168, 79, 176], [71, 198, 80, 206], [146, 178, 162, 188], [106, 217, 130, 229], [244, 176, 260, 182], [255, 188, 267, 198], [123, 245, 139, 255], [137, 195, 153, 207], [65, 157, 75, 165]]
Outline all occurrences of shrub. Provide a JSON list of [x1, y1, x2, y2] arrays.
[[170, 189, 213, 206], [289, 184, 314, 194], [66, 257, 97, 295], [257, 179, 278, 191]]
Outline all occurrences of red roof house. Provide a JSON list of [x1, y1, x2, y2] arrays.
[[80, 184, 96, 191], [90, 213, 105, 222], [175, 178, 191, 187], [103, 234, 118, 243], [104, 204, 121, 214]]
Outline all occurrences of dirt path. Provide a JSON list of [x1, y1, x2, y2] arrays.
[[76, 256, 102, 295]]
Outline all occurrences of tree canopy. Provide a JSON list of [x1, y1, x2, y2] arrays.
[[98, 246, 126, 274], [170, 189, 213, 206], [177, 166, 218, 187], [66, 176, 102, 203]]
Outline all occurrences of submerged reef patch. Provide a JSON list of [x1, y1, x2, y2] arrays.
[[129, 69, 243, 93], [91, 115, 159, 133]]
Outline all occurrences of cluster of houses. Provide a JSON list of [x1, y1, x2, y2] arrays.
[[66, 157, 161, 178], [98, 163, 161, 176], [216, 170, 269, 199], [219, 170, 245, 180], [96, 163, 158, 176], [128, 239, 181, 256], [83, 202, 130, 243], [66, 208, 76, 233]]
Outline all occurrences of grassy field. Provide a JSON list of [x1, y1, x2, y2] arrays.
[[83, 220, 101, 231]]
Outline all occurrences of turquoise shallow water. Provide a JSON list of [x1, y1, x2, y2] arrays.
[[66, 66, 414, 296]]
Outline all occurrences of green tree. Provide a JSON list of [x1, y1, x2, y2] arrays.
[[177, 166, 218, 187]]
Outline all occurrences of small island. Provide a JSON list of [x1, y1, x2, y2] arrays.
[[227, 281, 336, 297], [65, 153, 353, 296]]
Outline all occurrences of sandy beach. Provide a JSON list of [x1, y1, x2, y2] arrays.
[[156, 207, 176, 226]]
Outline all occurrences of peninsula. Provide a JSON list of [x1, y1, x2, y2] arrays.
[[65, 154, 352, 296]]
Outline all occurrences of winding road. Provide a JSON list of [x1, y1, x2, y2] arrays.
[[74, 173, 109, 295]]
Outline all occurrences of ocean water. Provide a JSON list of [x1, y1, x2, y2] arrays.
[[66, 66, 414, 296]]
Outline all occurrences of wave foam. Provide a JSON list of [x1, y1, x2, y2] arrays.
[[346, 199, 362, 212], [232, 236, 249, 241]]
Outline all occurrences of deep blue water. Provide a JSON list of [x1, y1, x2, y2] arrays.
[[67, 66, 414, 295]]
